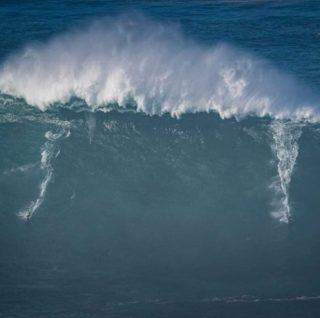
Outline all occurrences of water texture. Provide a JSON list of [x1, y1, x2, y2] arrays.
[[1, 1, 320, 317]]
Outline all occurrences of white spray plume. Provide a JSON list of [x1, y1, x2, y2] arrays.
[[0, 15, 319, 121]]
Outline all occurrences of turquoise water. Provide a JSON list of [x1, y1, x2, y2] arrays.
[[1, 1, 320, 317]]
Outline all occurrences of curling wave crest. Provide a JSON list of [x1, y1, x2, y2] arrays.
[[0, 15, 319, 121]]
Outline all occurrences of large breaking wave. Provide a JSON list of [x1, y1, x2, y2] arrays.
[[0, 15, 319, 121], [0, 15, 319, 224]]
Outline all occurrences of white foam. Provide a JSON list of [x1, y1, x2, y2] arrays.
[[104, 294, 320, 308], [18, 141, 55, 221], [270, 121, 302, 223], [0, 15, 319, 121], [18, 126, 70, 221], [3, 163, 36, 175]]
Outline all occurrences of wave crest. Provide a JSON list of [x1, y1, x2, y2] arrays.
[[0, 15, 319, 121]]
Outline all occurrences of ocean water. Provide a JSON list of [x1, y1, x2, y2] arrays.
[[1, 1, 320, 317]]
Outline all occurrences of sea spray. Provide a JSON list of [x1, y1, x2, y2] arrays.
[[270, 120, 302, 223], [0, 15, 319, 121]]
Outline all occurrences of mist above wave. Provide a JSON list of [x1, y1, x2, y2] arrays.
[[0, 15, 319, 121]]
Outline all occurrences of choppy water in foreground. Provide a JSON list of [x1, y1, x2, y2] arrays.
[[1, 1, 320, 317]]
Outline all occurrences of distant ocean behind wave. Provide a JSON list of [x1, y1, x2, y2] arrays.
[[1, 1, 320, 317]]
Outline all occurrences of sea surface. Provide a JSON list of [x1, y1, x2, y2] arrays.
[[1, 1, 320, 317]]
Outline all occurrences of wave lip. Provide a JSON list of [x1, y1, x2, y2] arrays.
[[0, 15, 319, 122]]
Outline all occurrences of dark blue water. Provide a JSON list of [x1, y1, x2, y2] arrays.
[[1, 1, 320, 317]]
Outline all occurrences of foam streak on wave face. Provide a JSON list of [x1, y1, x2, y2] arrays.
[[18, 128, 69, 221], [0, 16, 318, 121], [270, 121, 302, 223]]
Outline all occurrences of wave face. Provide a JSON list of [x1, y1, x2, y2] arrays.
[[0, 15, 319, 121], [2, 104, 320, 315]]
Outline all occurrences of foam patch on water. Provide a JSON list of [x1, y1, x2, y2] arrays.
[[0, 15, 319, 121], [103, 294, 320, 309], [3, 163, 37, 175]]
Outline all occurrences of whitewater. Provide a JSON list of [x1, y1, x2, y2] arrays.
[[0, 16, 319, 120], [0, 16, 318, 224]]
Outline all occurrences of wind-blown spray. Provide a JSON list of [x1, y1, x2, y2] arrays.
[[0, 15, 318, 121]]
